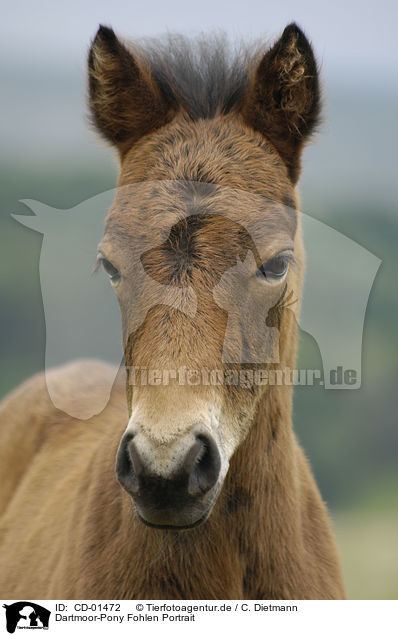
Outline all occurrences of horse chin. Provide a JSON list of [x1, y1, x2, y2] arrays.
[[135, 510, 209, 531], [132, 499, 215, 531]]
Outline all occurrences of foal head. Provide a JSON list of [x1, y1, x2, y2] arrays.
[[88, 23, 320, 529]]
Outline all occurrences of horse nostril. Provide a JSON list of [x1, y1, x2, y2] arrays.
[[116, 434, 140, 494], [116, 431, 221, 502], [127, 439, 145, 479], [187, 434, 221, 496]]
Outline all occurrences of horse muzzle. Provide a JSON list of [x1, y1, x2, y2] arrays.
[[116, 431, 223, 529]]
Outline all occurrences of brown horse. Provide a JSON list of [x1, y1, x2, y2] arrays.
[[0, 23, 345, 599]]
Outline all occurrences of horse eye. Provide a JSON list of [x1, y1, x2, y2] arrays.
[[256, 252, 291, 281], [98, 257, 121, 284]]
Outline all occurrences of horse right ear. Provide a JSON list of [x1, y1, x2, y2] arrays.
[[241, 23, 320, 183], [88, 26, 175, 154]]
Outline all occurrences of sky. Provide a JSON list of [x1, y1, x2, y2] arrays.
[[1, 0, 397, 207], [1, 0, 397, 82]]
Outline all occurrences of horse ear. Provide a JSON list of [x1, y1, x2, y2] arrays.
[[241, 23, 320, 183], [88, 25, 175, 153]]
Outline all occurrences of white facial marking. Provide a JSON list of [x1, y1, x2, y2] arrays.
[[125, 397, 232, 481]]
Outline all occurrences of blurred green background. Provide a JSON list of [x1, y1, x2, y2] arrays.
[[1, 0, 397, 599]]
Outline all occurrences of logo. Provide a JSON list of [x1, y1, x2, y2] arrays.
[[13, 181, 381, 419], [2, 603, 50, 633]]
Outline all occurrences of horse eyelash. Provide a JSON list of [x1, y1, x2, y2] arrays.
[[260, 250, 297, 271], [279, 251, 297, 271], [92, 257, 102, 275], [281, 251, 296, 264]]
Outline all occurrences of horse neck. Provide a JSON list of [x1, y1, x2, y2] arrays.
[[224, 381, 301, 538]]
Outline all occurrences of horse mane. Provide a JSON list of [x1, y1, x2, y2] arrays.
[[133, 33, 261, 119]]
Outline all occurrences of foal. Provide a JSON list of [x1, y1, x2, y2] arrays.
[[0, 23, 345, 599]]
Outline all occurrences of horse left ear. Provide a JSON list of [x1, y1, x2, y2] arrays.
[[88, 25, 175, 154], [241, 23, 320, 183]]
